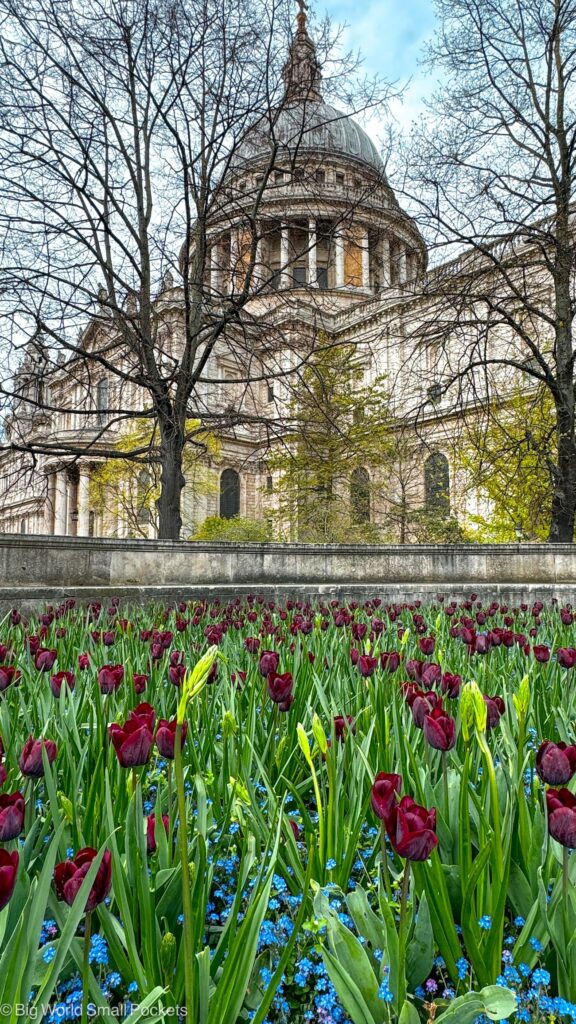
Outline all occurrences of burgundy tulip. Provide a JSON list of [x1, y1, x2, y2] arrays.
[[146, 813, 169, 854], [289, 819, 300, 841], [557, 647, 576, 669], [169, 663, 186, 686], [333, 715, 355, 741], [380, 651, 400, 673], [533, 645, 551, 663], [109, 717, 154, 768], [388, 796, 438, 861], [50, 670, 75, 698], [546, 788, 576, 848], [440, 672, 462, 698], [483, 695, 505, 729], [98, 664, 124, 694], [0, 666, 21, 692], [423, 708, 456, 751], [54, 848, 112, 912], [406, 659, 424, 681], [78, 653, 90, 670], [278, 695, 294, 713], [473, 634, 492, 655], [19, 736, 57, 778], [419, 636, 436, 656], [0, 850, 19, 911], [357, 654, 378, 678], [421, 662, 442, 688], [536, 741, 576, 786], [129, 702, 156, 730], [133, 673, 148, 694], [267, 671, 293, 704], [0, 792, 25, 841], [35, 648, 57, 672], [371, 772, 402, 823], [156, 718, 188, 759], [244, 637, 260, 653], [412, 692, 442, 729], [259, 651, 280, 676]]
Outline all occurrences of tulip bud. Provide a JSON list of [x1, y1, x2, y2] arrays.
[[297, 723, 313, 770], [512, 674, 530, 721], [221, 711, 237, 740], [461, 681, 487, 741], [312, 714, 328, 756], [177, 645, 219, 724], [401, 629, 410, 647], [160, 932, 177, 980]]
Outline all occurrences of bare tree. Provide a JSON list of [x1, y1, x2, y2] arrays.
[[400, 0, 576, 541], [0, 0, 390, 538]]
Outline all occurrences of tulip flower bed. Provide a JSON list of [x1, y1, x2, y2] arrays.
[[0, 593, 575, 1023]]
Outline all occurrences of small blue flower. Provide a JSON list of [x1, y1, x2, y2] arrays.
[[478, 915, 492, 930]]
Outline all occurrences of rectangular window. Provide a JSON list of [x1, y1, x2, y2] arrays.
[[315, 169, 325, 185], [316, 266, 328, 289], [336, 172, 345, 186], [267, 384, 274, 402], [266, 476, 273, 492], [293, 266, 306, 286]]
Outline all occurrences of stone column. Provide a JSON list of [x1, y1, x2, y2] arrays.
[[335, 229, 345, 287], [53, 470, 67, 536], [380, 236, 391, 288], [210, 241, 220, 296], [254, 225, 264, 287], [398, 244, 407, 284], [44, 473, 56, 534], [77, 469, 90, 537], [308, 218, 317, 286], [280, 224, 290, 288], [361, 229, 370, 289], [229, 229, 238, 294]]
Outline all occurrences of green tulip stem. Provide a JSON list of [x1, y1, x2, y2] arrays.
[[167, 760, 173, 846], [174, 721, 195, 1019], [380, 821, 392, 902], [81, 911, 92, 1024], [398, 862, 411, 1005], [563, 846, 570, 947], [442, 752, 449, 825]]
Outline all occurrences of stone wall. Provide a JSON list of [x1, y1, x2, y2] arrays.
[[1, 534, 576, 609]]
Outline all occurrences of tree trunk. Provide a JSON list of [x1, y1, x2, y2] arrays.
[[157, 420, 186, 540], [549, 401, 576, 542]]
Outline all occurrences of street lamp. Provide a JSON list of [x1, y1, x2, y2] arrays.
[[514, 523, 523, 542]]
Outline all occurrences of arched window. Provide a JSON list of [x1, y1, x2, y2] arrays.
[[351, 467, 370, 524], [220, 468, 240, 519], [137, 469, 152, 525], [19, 518, 26, 534], [96, 379, 108, 423], [424, 453, 450, 515]]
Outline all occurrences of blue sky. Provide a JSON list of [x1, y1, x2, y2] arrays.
[[318, 0, 438, 131]]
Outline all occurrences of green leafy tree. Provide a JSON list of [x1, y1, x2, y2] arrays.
[[90, 419, 219, 537], [267, 341, 396, 543], [454, 387, 556, 541]]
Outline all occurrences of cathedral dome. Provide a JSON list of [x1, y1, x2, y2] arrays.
[[237, 100, 384, 174]]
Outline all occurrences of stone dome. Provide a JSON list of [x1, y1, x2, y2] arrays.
[[237, 100, 384, 174]]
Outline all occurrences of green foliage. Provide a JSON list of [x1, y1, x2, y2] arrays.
[[267, 339, 395, 543], [192, 515, 273, 542], [454, 387, 556, 541]]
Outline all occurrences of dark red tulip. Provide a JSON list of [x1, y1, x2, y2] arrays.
[[423, 708, 456, 751], [401, 682, 421, 707], [440, 672, 462, 698], [419, 636, 436, 656], [371, 772, 402, 823], [532, 645, 550, 663], [19, 736, 57, 777], [412, 692, 442, 729], [169, 664, 186, 686], [350, 647, 359, 665], [483, 695, 505, 729], [288, 819, 300, 841], [560, 609, 574, 626], [259, 651, 279, 677], [50, 671, 75, 698], [352, 623, 367, 641], [421, 662, 441, 687], [267, 671, 293, 704], [357, 655, 378, 678], [244, 637, 260, 653], [473, 634, 492, 655], [129, 702, 156, 730], [98, 664, 124, 694], [0, 765, 6, 788], [0, 645, 12, 664], [109, 717, 154, 768], [406, 659, 424, 681], [536, 741, 576, 786], [133, 673, 148, 694], [0, 792, 25, 841], [546, 788, 576, 848], [156, 718, 188, 759], [78, 654, 90, 670], [0, 666, 21, 691], [557, 647, 576, 668], [35, 648, 57, 672], [206, 662, 218, 685], [333, 715, 355, 741], [388, 796, 438, 861], [278, 695, 294, 713], [54, 848, 112, 912], [380, 651, 400, 672], [0, 850, 19, 910], [146, 813, 169, 854]]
